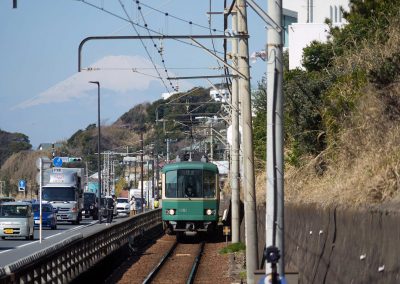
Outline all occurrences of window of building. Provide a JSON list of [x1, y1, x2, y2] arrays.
[[335, 5, 338, 23]]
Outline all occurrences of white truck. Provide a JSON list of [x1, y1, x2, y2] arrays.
[[42, 167, 84, 224]]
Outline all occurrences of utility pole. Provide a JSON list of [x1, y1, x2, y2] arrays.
[[0, 181, 4, 196], [134, 160, 137, 188], [237, 0, 259, 282], [266, 0, 284, 278], [166, 138, 170, 162], [147, 158, 150, 207], [89, 80, 101, 223], [210, 121, 214, 161], [112, 160, 116, 195], [230, 7, 240, 244], [141, 132, 144, 212]]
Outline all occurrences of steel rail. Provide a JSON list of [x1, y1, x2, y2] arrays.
[[186, 241, 206, 284], [142, 240, 178, 284]]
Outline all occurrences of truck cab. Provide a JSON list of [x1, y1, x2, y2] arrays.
[[42, 168, 83, 225]]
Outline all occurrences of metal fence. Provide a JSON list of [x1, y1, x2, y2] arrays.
[[0, 209, 162, 284]]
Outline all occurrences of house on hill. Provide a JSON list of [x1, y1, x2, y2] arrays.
[[36, 143, 63, 151]]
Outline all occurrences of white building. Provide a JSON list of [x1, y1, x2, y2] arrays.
[[284, 0, 349, 24], [288, 23, 330, 70], [284, 0, 350, 69], [210, 88, 230, 103]]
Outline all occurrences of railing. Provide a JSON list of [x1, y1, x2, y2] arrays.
[[0, 209, 162, 284]]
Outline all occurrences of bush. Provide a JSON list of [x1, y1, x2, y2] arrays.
[[219, 242, 246, 254]]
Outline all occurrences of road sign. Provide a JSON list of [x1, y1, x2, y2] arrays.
[[53, 157, 63, 167], [223, 226, 231, 236], [18, 179, 26, 191]]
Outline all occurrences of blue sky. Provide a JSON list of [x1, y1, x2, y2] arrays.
[[0, 0, 268, 148]]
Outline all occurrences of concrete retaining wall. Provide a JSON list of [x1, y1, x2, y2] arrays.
[[242, 204, 400, 283]]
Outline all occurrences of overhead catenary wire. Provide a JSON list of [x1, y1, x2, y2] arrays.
[[223, 0, 236, 97], [135, 1, 178, 91], [84, 66, 223, 71], [118, 0, 171, 93], [208, 0, 224, 85], [79, 0, 232, 98], [85, 67, 162, 79], [135, 0, 224, 33], [77, 0, 225, 56]]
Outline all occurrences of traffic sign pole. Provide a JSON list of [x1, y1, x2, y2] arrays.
[[39, 158, 42, 243]]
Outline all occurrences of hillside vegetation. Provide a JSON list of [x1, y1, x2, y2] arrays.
[[0, 129, 31, 166], [253, 0, 400, 208], [0, 87, 223, 196]]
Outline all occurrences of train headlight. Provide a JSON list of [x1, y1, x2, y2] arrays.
[[167, 209, 175, 215], [205, 209, 215, 216]]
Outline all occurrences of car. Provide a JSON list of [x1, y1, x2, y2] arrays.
[[82, 192, 99, 220], [0, 197, 15, 204], [0, 201, 34, 240], [116, 197, 130, 216], [32, 203, 57, 230]]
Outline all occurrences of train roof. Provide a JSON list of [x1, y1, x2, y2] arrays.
[[161, 161, 219, 173]]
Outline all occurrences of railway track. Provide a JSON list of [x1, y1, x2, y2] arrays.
[[143, 240, 205, 284]]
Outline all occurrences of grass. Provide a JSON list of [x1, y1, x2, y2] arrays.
[[219, 242, 246, 254], [239, 271, 247, 280]]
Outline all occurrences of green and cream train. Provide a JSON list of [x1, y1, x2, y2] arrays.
[[161, 160, 219, 237]]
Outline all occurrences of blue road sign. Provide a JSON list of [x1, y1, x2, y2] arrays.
[[53, 157, 63, 167], [18, 179, 26, 191]]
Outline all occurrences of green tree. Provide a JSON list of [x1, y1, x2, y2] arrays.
[[252, 78, 267, 162], [302, 41, 335, 72]]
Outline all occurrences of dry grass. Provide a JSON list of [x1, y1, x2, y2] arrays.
[[253, 20, 400, 209], [334, 18, 400, 75], [0, 150, 49, 198], [283, 84, 400, 208]]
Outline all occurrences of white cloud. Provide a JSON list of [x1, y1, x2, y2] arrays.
[[13, 55, 189, 109]]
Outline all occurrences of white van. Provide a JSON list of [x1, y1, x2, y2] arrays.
[[0, 202, 34, 240]]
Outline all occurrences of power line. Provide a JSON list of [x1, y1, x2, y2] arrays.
[[135, 2, 178, 91], [118, 0, 171, 93], [77, 0, 225, 56], [85, 67, 162, 79], [84, 66, 223, 71], [78, 0, 230, 93], [208, 0, 224, 84], [135, 0, 224, 33]]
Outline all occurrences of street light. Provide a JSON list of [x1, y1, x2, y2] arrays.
[[89, 81, 102, 223]]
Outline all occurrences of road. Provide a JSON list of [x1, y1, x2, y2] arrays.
[[0, 217, 98, 254]]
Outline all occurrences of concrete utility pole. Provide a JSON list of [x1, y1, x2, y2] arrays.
[[266, 0, 285, 278], [230, 7, 240, 244], [237, 0, 259, 282], [89, 81, 102, 224], [140, 132, 144, 212], [166, 138, 170, 163], [210, 121, 214, 161]]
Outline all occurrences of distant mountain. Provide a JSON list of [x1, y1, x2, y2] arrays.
[[0, 129, 32, 167], [0, 87, 226, 197]]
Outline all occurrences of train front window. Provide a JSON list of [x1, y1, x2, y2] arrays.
[[165, 171, 178, 198], [165, 169, 216, 198], [203, 171, 216, 198]]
